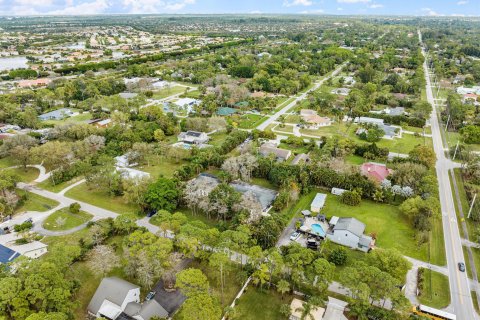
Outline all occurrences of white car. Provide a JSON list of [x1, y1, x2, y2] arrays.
[[290, 231, 301, 241]]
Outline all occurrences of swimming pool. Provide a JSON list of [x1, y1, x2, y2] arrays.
[[311, 223, 326, 237]]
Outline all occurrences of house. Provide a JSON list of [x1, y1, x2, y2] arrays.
[[311, 193, 327, 213], [343, 76, 356, 86], [300, 110, 332, 129], [323, 297, 348, 320], [119, 92, 138, 99], [290, 298, 325, 320], [371, 106, 405, 116], [291, 153, 309, 165], [177, 131, 209, 145], [0, 244, 20, 264], [7, 241, 48, 259], [361, 162, 392, 182], [151, 80, 170, 89], [463, 93, 478, 103], [89, 118, 112, 128], [18, 78, 51, 88], [122, 299, 168, 320], [354, 117, 401, 140], [216, 107, 238, 116], [38, 108, 74, 121], [259, 144, 292, 161], [457, 86, 480, 95], [174, 98, 201, 113], [88, 277, 141, 319], [330, 88, 350, 96], [327, 217, 373, 252], [331, 187, 347, 196]]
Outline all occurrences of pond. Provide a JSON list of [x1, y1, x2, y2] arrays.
[[0, 56, 28, 71]]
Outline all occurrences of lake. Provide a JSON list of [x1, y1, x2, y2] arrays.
[[0, 56, 28, 71]]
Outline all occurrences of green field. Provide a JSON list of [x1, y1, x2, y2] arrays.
[[43, 112, 92, 126], [237, 114, 269, 129], [273, 124, 294, 134], [418, 269, 450, 309], [138, 160, 185, 179], [43, 208, 93, 231], [0, 157, 16, 168], [37, 176, 85, 193], [463, 246, 480, 279], [234, 286, 292, 320], [2, 167, 39, 182], [65, 182, 138, 214], [151, 85, 186, 99], [14, 189, 59, 213]]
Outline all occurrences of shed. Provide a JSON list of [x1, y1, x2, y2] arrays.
[[331, 187, 346, 196], [329, 216, 339, 226], [310, 193, 327, 213]]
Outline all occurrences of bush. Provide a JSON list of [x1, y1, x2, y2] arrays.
[[340, 190, 362, 206], [328, 247, 348, 266], [14, 221, 33, 232], [69, 202, 81, 214]]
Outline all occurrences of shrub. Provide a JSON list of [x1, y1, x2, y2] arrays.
[[14, 221, 33, 232], [69, 202, 81, 214], [328, 247, 348, 266], [340, 190, 362, 206]]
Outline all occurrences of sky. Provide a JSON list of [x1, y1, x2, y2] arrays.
[[0, 0, 478, 17]]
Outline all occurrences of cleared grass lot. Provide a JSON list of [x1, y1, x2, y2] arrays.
[[236, 114, 269, 129], [233, 286, 292, 320], [14, 189, 59, 213], [3, 167, 39, 182], [65, 182, 138, 214], [42, 207, 93, 231], [151, 85, 186, 99]]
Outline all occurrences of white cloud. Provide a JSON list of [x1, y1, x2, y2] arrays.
[[337, 0, 371, 3], [337, 7, 343, 10], [368, 3, 383, 8], [299, 9, 325, 14], [123, 0, 195, 13], [421, 7, 441, 16], [457, 1, 468, 5], [250, 10, 262, 14], [47, 0, 110, 14], [283, 0, 313, 7]]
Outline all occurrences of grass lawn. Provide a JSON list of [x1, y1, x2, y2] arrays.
[[42, 207, 93, 231], [234, 286, 292, 320], [451, 169, 477, 241], [43, 112, 92, 126], [37, 176, 85, 193], [276, 189, 318, 221], [237, 114, 269, 129], [138, 160, 185, 179], [65, 182, 138, 215], [273, 124, 294, 134], [345, 154, 366, 165], [418, 269, 451, 309], [151, 86, 185, 99], [0, 157, 16, 168], [445, 131, 480, 152], [14, 189, 59, 213], [463, 246, 480, 279], [404, 125, 432, 135], [2, 167, 39, 182], [322, 195, 436, 262], [285, 114, 300, 123], [373, 133, 432, 154]]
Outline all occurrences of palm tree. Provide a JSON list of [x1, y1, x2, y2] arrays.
[[276, 279, 290, 300]]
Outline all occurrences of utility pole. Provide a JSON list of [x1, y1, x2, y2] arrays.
[[468, 193, 477, 219], [453, 141, 460, 160], [445, 114, 450, 130]]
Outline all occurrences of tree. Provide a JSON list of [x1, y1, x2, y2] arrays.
[[180, 293, 221, 320], [208, 183, 241, 222], [340, 190, 361, 206], [25, 312, 68, 320], [209, 252, 231, 304], [176, 268, 210, 298], [460, 125, 480, 144], [251, 263, 270, 290], [409, 145, 436, 168], [144, 177, 180, 212], [122, 176, 151, 207], [69, 202, 81, 214], [276, 279, 290, 299], [221, 154, 258, 182], [328, 247, 348, 266], [113, 214, 137, 234], [87, 245, 119, 276]]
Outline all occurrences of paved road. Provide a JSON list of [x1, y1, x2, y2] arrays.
[[420, 30, 477, 320], [256, 63, 345, 131]]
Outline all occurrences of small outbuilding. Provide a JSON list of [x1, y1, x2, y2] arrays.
[[310, 193, 327, 213]]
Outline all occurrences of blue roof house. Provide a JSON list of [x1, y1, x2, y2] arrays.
[[0, 244, 20, 264]]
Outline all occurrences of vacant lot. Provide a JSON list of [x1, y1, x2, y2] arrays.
[[3, 167, 39, 182], [43, 208, 93, 231], [237, 114, 268, 129], [65, 182, 138, 214], [418, 269, 450, 309], [14, 189, 59, 213], [234, 286, 292, 320]]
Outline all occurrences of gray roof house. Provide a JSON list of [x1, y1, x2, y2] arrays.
[[177, 131, 209, 145], [38, 108, 74, 121], [88, 277, 169, 320], [327, 217, 373, 252], [88, 277, 140, 319], [259, 144, 292, 161]]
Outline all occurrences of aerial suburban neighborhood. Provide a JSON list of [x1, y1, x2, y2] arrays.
[[0, 1, 479, 320]]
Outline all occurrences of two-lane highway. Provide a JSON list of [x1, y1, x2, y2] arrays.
[[420, 30, 477, 320]]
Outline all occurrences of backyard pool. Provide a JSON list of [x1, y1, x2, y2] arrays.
[[311, 223, 326, 237]]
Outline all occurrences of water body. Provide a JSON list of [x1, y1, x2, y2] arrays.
[[0, 56, 28, 71]]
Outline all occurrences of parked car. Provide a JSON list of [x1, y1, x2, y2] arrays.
[[458, 262, 466, 272], [146, 210, 157, 218], [290, 231, 301, 241], [146, 291, 156, 301]]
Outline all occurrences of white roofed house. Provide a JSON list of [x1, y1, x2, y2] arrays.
[[174, 98, 201, 115], [177, 131, 209, 145], [310, 193, 327, 213], [300, 109, 333, 130]]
